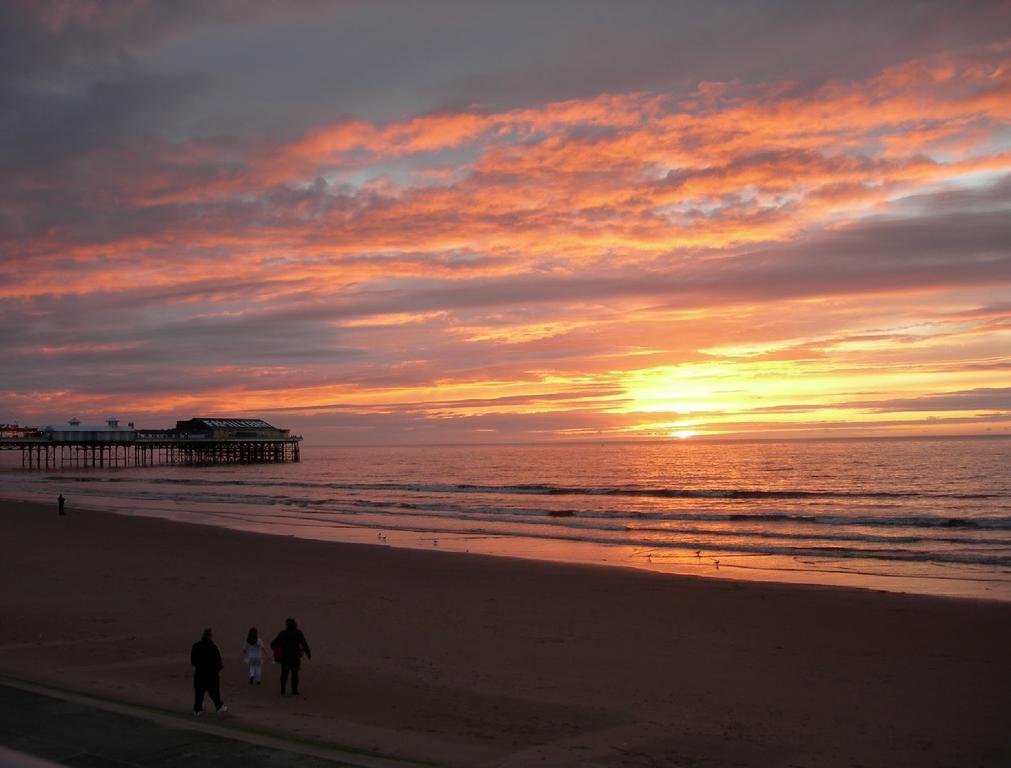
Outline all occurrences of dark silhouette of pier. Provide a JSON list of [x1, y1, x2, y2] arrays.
[[0, 417, 301, 469]]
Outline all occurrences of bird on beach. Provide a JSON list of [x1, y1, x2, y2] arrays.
[[713, 559, 720, 569], [695, 550, 702, 559]]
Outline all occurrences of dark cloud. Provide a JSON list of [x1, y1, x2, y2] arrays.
[[4, 1, 1007, 157], [748, 388, 1011, 415], [319, 203, 1011, 318], [941, 302, 1011, 320], [1, 73, 202, 170], [903, 173, 1011, 215], [138, 1, 1011, 132], [262, 387, 629, 415], [960, 361, 1011, 371], [0, 1, 325, 180], [696, 413, 1011, 436], [858, 387, 1011, 414], [0, 1, 317, 82]]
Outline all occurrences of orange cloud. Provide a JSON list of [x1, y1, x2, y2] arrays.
[[5, 40, 1011, 439]]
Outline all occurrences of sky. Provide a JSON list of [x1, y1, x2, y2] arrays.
[[2, 0, 1010, 445]]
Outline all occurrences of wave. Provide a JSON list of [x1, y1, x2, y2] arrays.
[[99, 496, 1008, 569], [346, 503, 1011, 546], [10, 482, 1011, 570], [350, 498, 1011, 531], [49, 475, 1007, 501], [34, 475, 1011, 531], [432, 482, 1004, 501], [180, 507, 1011, 568]]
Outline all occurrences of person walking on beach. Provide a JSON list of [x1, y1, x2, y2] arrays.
[[271, 618, 311, 695], [57, 494, 65, 515], [191, 628, 227, 715], [243, 627, 266, 685]]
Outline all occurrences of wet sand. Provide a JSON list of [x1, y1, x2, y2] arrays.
[[1, 499, 1009, 767]]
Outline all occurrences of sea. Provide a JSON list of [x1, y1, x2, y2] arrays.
[[3, 437, 1010, 601]]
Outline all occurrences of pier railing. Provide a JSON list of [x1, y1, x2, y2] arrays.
[[0, 434, 302, 469]]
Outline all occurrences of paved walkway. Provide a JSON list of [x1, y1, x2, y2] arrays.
[[0, 680, 421, 768]]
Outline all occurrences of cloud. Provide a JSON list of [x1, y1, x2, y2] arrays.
[[857, 387, 1011, 413], [3, 11, 1011, 438]]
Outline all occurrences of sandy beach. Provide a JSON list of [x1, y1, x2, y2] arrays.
[[1, 499, 1009, 767]]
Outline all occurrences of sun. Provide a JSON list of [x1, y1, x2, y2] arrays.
[[670, 430, 697, 440]]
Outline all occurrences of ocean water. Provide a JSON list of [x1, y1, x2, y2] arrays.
[[3, 437, 1010, 600]]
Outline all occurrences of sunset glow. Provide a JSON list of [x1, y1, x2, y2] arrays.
[[3, 2, 1010, 443]]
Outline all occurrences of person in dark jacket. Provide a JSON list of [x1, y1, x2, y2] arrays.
[[271, 618, 311, 695], [191, 627, 227, 715]]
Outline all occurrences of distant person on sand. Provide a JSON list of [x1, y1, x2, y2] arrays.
[[57, 494, 65, 515], [191, 627, 227, 715], [243, 627, 266, 685], [271, 618, 311, 695]]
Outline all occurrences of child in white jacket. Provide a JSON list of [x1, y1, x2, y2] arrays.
[[243, 627, 266, 685]]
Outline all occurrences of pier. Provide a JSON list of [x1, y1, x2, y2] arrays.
[[0, 418, 301, 469]]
